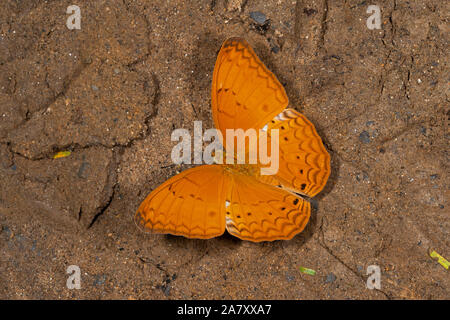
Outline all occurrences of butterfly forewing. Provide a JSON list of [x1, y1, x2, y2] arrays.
[[211, 37, 289, 153], [136, 165, 230, 239]]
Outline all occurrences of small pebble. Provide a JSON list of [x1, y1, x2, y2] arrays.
[[356, 171, 369, 182], [325, 273, 336, 283], [93, 274, 106, 286], [303, 8, 318, 16], [77, 161, 90, 179], [250, 11, 267, 25], [271, 45, 280, 54], [286, 273, 295, 282], [1, 225, 11, 237], [163, 284, 171, 296], [91, 85, 99, 91], [359, 131, 371, 143]]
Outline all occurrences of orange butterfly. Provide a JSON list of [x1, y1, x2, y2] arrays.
[[135, 38, 330, 242]]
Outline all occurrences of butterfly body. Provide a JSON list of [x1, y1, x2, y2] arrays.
[[224, 163, 260, 177], [136, 38, 330, 242]]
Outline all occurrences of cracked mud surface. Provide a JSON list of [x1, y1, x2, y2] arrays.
[[0, 0, 448, 299]]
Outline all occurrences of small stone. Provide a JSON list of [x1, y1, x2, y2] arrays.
[[250, 11, 267, 25], [359, 131, 371, 143], [163, 284, 171, 296], [271, 45, 280, 54], [114, 68, 120, 74], [31, 240, 37, 251], [1, 225, 11, 237], [325, 273, 336, 283], [83, 56, 93, 64], [93, 274, 106, 286], [430, 174, 438, 180], [91, 85, 99, 91], [78, 161, 90, 179], [286, 273, 295, 282], [356, 171, 369, 182], [303, 8, 318, 16]]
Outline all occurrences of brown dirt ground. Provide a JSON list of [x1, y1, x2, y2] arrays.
[[0, 0, 448, 299]]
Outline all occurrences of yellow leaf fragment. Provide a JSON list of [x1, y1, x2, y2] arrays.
[[53, 151, 71, 159]]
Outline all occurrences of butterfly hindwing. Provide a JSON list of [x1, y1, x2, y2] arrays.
[[135, 165, 230, 239], [211, 37, 289, 152], [225, 174, 311, 242]]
